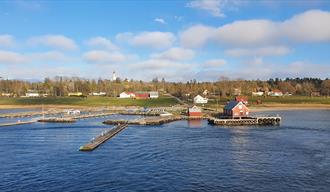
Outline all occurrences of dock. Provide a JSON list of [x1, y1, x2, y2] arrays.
[[103, 115, 185, 126], [79, 124, 128, 151], [208, 116, 281, 126], [0, 120, 36, 127], [38, 118, 76, 123]]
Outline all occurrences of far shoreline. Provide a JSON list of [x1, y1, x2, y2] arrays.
[[1, 103, 330, 112]]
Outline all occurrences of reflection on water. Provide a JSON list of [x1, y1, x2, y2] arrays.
[[187, 119, 203, 128], [0, 111, 329, 192]]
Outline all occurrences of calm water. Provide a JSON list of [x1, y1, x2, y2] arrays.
[[0, 110, 329, 192]]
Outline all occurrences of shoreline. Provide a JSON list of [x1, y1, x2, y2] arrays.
[[1, 103, 330, 112]]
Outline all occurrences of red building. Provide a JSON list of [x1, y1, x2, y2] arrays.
[[134, 92, 149, 99], [223, 101, 249, 118], [235, 96, 248, 105], [188, 105, 202, 117]]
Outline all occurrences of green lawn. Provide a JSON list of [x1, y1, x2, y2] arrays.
[[203, 96, 330, 107], [0, 96, 179, 107]]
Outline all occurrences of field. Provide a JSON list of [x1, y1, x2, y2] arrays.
[[199, 96, 330, 110], [0, 96, 179, 107]]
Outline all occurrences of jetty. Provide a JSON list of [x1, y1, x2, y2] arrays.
[[79, 124, 128, 151], [38, 118, 76, 123], [208, 116, 281, 126], [103, 115, 185, 126], [0, 120, 36, 127]]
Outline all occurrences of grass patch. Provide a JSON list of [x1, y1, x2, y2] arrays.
[[0, 96, 179, 107]]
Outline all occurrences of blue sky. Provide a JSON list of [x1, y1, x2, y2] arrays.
[[0, 0, 330, 81]]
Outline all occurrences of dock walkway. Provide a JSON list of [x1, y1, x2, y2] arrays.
[[208, 116, 281, 126], [79, 124, 128, 151], [0, 120, 36, 127]]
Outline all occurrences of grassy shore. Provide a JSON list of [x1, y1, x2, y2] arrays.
[[0, 95, 329, 111], [0, 96, 179, 108]]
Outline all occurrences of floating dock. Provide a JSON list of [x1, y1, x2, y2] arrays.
[[208, 116, 281, 126], [79, 124, 128, 151]]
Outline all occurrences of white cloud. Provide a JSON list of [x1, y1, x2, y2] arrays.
[[116, 31, 176, 49], [225, 46, 291, 57], [213, 20, 278, 47], [180, 25, 215, 48], [187, 0, 226, 17], [154, 17, 166, 24], [0, 35, 15, 47], [204, 59, 227, 67], [281, 9, 330, 42], [180, 9, 330, 48], [27, 35, 78, 50], [0, 50, 26, 64], [83, 50, 126, 64], [86, 37, 118, 50], [0, 50, 70, 65], [151, 47, 195, 61]]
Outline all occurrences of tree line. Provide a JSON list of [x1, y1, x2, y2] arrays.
[[0, 76, 329, 97]]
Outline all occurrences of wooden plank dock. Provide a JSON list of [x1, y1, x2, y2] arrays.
[[79, 124, 128, 151], [208, 116, 281, 126]]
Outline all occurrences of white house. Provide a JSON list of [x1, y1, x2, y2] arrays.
[[268, 89, 283, 97], [119, 92, 131, 98], [149, 91, 159, 98], [252, 92, 264, 96], [25, 92, 40, 97], [193, 95, 208, 104], [91, 92, 106, 96]]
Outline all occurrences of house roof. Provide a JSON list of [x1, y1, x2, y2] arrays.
[[194, 95, 206, 99], [224, 101, 240, 110]]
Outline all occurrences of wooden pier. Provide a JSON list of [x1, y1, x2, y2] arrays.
[[0, 120, 36, 127], [79, 124, 128, 151], [208, 116, 281, 126]]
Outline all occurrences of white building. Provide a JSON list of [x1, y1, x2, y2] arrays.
[[252, 92, 264, 96], [112, 71, 117, 81], [25, 92, 40, 97], [193, 95, 208, 104], [90, 92, 106, 96], [119, 92, 135, 98], [149, 91, 159, 98]]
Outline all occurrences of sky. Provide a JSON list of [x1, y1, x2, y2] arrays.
[[0, 0, 330, 82]]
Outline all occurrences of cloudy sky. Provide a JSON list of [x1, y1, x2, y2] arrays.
[[0, 0, 330, 81]]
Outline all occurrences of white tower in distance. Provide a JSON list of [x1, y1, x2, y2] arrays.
[[112, 71, 117, 81]]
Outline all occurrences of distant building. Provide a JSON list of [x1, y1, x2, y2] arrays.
[[25, 92, 40, 97], [90, 92, 106, 96], [223, 101, 249, 118], [68, 92, 83, 97], [268, 89, 283, 97], [194, 95, 208, 104], [311, 92, 320, 97], [135, 92, 149, 99], [119, 92, 135, 98], [202, 89, 209, 96], [1, 93, 13, 97], [66, 109, 80, 115], [235, 96, 248, 105], [119, 92, 131, 98], [149, 91, 159, 99], [252, 91, 264, 96], [188, 105, 202, 117], [112, 71, 117, 81]]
